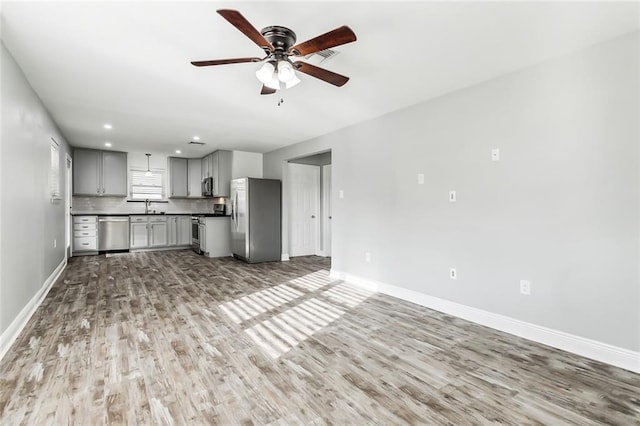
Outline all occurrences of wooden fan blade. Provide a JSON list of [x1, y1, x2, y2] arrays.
[[191, 57, 263, 67], [288, 26, 356, 56], [260, 85, 277, 95], [294, 62, 350, 87], [217, 9, 274, 52]]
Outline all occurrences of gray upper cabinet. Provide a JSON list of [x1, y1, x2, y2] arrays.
[[169, 157, 202, 198], [169, 157, 188, 197], [73, 149, 100, 195], [73, 148, 127, 196], [102, 151, 127, 195], [213, 150, 231, 197], [187, 159, 202, 197]]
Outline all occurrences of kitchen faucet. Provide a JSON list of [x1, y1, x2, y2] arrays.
[[145, 199, 151, 214]]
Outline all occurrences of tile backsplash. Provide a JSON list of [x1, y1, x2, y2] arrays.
[[72, 196, 226, 214]]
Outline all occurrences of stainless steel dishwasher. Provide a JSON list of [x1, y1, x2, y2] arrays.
[[98, 216, 130, 251]]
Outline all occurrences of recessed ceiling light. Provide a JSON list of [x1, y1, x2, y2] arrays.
[[103, 123, 112, 129], [193, 136, 200, 141], [105, 142, 112, 147], [175, 150, 182, 154]]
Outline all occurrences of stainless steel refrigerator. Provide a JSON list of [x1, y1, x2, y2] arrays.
[[230, 178, 281, 263]]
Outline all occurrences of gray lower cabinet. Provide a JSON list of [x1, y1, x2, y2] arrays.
[[203, 217, 231, 257], [131, 215, 190, 249], [178, 216, 191, 245], [130, 219, 149, 249], [73, 215, 98, 255], [130, 216, 167, 248], [167, 216, 191, 246], [149, 219, 167, 247], [73, 148, 127, 196]]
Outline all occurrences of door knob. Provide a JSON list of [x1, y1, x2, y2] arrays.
[[311, 215, 316, 218], [329, 216, 332, 219]]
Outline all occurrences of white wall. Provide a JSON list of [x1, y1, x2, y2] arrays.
[[264, 32, 639, 352], [0, 42, 71, 334], [231, 150, 263, 179]]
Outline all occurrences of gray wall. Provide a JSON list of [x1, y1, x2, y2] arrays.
[[264, 32, 639, 351], [1, 42, 71, 334]]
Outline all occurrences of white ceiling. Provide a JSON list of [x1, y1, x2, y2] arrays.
[[2, 1, 638, 156]]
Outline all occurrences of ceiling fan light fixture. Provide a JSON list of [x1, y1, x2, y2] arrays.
[[277, 60, 295, 83], [255, 61, 275, 84], [285, 74, 301, 89], [264, 73, 281, 90]]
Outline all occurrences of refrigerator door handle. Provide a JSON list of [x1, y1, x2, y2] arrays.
[[231, 193, 239, 231]]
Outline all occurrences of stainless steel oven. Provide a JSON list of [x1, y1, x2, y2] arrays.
[[191, 215, 204, 254]]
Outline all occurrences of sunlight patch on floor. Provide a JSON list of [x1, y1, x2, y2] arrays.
[[218, 269, 374, 359], [219, 284, 303, 324], [288, 269, 332, 291]]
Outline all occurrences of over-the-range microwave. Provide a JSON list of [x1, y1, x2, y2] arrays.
[[202, 176, 214, 197]]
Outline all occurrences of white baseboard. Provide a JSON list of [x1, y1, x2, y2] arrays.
[[281, 253, 290, 261], [330, 269, 640, 374], [0, 258, 66, 362]]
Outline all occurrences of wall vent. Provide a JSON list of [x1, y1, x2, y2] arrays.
[[303, 49, 339, 65]]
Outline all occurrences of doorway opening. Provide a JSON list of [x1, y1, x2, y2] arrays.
[[286, 151, 332, 261]]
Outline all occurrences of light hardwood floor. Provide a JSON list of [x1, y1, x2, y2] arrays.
[[0, 251, 638, 424]]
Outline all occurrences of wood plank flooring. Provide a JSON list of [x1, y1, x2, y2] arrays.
[[0, 250, 638, 424]]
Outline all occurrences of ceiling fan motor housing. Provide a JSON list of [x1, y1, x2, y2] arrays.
[[260, 26, 297, 54]]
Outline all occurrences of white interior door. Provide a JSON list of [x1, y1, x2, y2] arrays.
[[289, 163, 320, 257], [322, 165, 332, 257]]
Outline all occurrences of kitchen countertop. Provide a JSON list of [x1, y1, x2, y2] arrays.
[[72, 212, 230, 217]]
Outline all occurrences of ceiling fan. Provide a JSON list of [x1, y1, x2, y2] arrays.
[[191, 9, 357, 95]]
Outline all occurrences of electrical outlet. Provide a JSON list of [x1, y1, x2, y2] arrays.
[[418, 173, 425, 185], [491, 148, 500, 161], [449, 191, 456, 203], [365, 252, 371, 263], [520, 280, 531, 295], [53, 239, 57, 248], [450, 268, 457, 280]]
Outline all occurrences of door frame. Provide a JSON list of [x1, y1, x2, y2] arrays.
[[320, 164, 332, 257], [65, 154, 73, 260]]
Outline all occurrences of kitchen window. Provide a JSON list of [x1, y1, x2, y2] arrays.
[[130, 168, 165, 200]]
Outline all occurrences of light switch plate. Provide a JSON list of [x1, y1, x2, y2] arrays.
[[418, 173, 425, 185], [339, 190, 344, 199], [491, 148, 500, 161]]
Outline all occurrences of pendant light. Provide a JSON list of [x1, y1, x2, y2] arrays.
[[145, 153, 152, 177]]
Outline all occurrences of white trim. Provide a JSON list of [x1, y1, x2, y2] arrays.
[[321, 165, 332, 258], [0, 258, 66, 362], [281, 253, 290, 261], [330, 269, 640, 374]]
